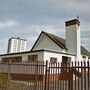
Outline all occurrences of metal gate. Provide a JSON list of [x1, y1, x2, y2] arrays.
[[46, 61, 90, 90]]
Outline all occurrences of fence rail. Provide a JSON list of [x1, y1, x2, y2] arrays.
[[0, 61, 90, 90]]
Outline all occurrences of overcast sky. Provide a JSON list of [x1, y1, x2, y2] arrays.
[[0, 0, 90, 54]]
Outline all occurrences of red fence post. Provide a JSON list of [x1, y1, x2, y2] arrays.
[[44, 60, 48, 90], [87, 61, 89, 90], [6, 60, 11, 90], [34, 61, 38, 90]]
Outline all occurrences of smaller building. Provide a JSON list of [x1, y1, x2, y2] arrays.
[[7, 37, 27, 53]]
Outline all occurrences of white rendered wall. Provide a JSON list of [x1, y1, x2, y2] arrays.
[[32, 33, 63, 52], [81, 55, 89, 61], [0, 50, 76, 63], [0, 51, 44, 62], [66, 24, 81, 61], [43, 51, 75, 63]]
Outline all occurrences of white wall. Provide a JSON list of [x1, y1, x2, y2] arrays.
[[0, 50, 76, 63], [66, 24, 81, 60], [1, 50, 89, 63], [43, 51, 75, 63], [0, 51, 44, 62], [32, 33, 63, 52], [81, 55, 89, 61]]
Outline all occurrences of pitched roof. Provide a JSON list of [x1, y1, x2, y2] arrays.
[[43, 31, 67, 50], [81, 46, 90, 56], [39, 31, 90, 56]]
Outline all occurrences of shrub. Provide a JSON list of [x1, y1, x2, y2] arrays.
[[0, 74, 8, 88]]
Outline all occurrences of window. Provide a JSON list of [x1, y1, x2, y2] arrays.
[[62, 56, 68, 64], [50, 57, 57, 64], [62, 56, 71, 66], [88, 57, 90, 59], [61, 56, 71, 72], [2, 56, 22, 63], [82, 56, 86, 59], [11, 56, 22, 62], [28, 54, 38, 62]]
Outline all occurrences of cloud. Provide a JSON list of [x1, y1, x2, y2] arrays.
[[0, 39, 8, 54], [0, 0, 90, 53], [0, 20, 18, 28]]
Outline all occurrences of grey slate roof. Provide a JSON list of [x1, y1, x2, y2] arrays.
[[43, 31, 90, 56], [43, 31, 67, 49]]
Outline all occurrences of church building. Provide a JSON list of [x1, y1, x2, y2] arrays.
[[0, 19, 90, 63]]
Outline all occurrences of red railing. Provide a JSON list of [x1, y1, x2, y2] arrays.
[[0, 61, 90, 90]]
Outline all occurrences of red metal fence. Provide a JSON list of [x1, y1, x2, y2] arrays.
[[47, 61, 90, 90], [0, 61, 90, 90]]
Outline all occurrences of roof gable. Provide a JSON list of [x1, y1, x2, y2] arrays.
[[31, 31, 90, 56], [43, 32, 67, 50], [31, 31, 64, 51]]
